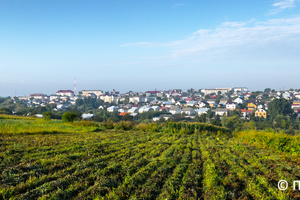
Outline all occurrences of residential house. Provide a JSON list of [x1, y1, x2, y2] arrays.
[[56, 90, 74, 97], [80, 90, 103, 97], [219, 98, 229, 105], [57, 104, 67, 110], [169, 106, 181, 115], [107, 106, 119, 112], [214, 108, 228, 116], [235, 109, 253, 118], [153, 114, 174, 122], [146, 91, 163, 97], [207, 99, 216, 104], [145, 97, 156, 102], [100, 95, 119, 104], [139, 105, 153, 113], [233, 97, 244, 104], [129, 96, 145, 104], [81, 114, 95, 120], [175, 101, 186, 107], [226, 102, 237, 110], [201, 88, 232, 95], [181, 108, 195, 116], [293, 100, 300, 105], [247, 102, 257, 111], [185, 97, 196, 102], [282, 92, 291, 99], [29, 93, 46, 100], [258, 104, 265, 109], [118, 108, 128, 113], [233, 87, 248, 93], [295, 94, 300, 99], [196, 108, 209, 115], [186, 100, 198, 107], [159, 107, 170, 112], [151, 106, 160, 111], [255, 109, 267, 118], [199, 101, 209, 108], [127, 107, 138, 113]]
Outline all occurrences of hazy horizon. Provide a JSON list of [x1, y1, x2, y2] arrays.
[[1, 0, 300, 96]]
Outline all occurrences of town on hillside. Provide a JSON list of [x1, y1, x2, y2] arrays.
[[1, 87, 300, 127]]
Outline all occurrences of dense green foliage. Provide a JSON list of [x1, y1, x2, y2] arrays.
[[62, 112, 78, 123], [234, 130, 300, 155], [268, 98, 294, 119]]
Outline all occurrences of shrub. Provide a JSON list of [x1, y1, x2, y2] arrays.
[[62, 112, 77, 123], [103, 119, 115, 129], [43, 112, 52, 120], [0, 107, 12, 115]]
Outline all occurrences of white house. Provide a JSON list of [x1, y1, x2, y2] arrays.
[[214, 108, 228, 116], [107, 106, 119, 112], [57, 104, 67, 110], [118, 108, 128, 113], [169, 106, 181, 115], [181, 108, 195, 116], [56, 90, 74, 97], [199, 101, 209, 108], [233, 97, 244, 104], [81, 114, 95, 120], [226, 103, 237, 110], [128, 107, 138, 113], [196, 108, 209, 115], [151, 106, 160, 111], [129, 96, 145, 104], [186, 100, 198, 107], [153, 114, 173, 122], [101, 95, 119, 104], [159, 107, 170, 112], [282, 92, 291, 99], [138, 105, 153, 113], [207, 99, 216, 104]]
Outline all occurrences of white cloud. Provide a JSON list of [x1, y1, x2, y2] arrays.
[[172, 3, 184, 8], [221, 21, 246, 28], [121, 17, 300, 63], [269, 0, 296, 14], [256, 17, 300, 25], [273, 0, 295, 9]]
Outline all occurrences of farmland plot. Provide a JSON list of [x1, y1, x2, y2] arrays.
[[1, 129, 300, 199]]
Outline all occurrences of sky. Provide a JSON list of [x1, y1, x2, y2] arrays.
[[0, 0, 300, 96]]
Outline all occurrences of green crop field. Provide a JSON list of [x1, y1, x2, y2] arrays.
[[1, 116, 300, 199]]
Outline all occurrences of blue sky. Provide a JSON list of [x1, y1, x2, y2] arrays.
[[0, 0, 300, 96]]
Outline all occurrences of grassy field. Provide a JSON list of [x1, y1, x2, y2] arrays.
[[1, 116, 300, 199]]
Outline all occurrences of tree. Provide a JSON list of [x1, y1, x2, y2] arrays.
[[224, 115, 243, 132], [43, 112, 53, 120], [31, 106, 47, 115], [268, 98, 293, 120], [264, 88, 271, 93], [206, 110, 213, 123], [0, 107, 12, 114], [197, 113, 207, 123], [62, 112, 77, 123]]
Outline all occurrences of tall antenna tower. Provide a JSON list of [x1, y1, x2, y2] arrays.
[[74, 77, 77, 95]]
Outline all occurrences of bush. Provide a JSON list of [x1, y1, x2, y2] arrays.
[[0, 107, 12, 115], [43, 111, 52, 120], [103, 119, 115, 129], [62, 112, 77, 123], [114, 121, 134, 130]]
